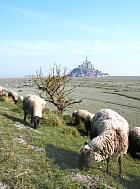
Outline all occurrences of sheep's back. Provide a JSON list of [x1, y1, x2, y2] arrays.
[[76, 110, 91, 118], [75, 110, 94, 122], [23, 95, 46, 117], [90, 126, 128, 157], [91, 109, 129, 136], [129, 127, 140, 146], [90, 109, 129, 155]]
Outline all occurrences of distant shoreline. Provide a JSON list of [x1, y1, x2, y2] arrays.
[[0, 77, 30, 80], [0, 76, 31, 80], [0, 76, 140, 80]]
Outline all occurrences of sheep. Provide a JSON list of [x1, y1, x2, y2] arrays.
[[0, 86, 8, 97], [0, 86, 8, 100], [0, 86, 4, 97], [19, 95, 24, 102], [72, 110, 94, 136], [2, 90, 8, 97], [23, 94, 46, 129], [79, 109, 129, 178], [8, 90, 19, 104], [128, 127, 140, 158]]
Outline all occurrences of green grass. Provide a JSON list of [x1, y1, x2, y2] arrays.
[[0, 76, 140, 188], [0, 100, 140, 189]]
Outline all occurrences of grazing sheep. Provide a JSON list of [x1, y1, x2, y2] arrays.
[[0, 86, 7, 97], [0, 86, 4, 97], [79, 109, 129, 178], [72, 110, 94, 136], [2, 90, 8, 97], [128, 127, 140, 158], [23, 95, 46, 129], [19, 95, 24, 102], [8, 90, 19, 104], [0, 86, 8, 99]]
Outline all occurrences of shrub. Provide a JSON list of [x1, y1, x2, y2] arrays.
[[61, 126, 80, 138], [43, 112, 66, 127]]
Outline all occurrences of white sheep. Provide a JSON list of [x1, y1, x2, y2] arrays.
[[128, 127, 140, 158], [0, 86, 4, 97], [72, 110, 94, 136], [79, 109, 129, 178], [23, 94, 46, 129], [19, 95, 24, 102], [8, 90, 19, 104], [0, 86, 8, 97], [2, 90, 8, 97]]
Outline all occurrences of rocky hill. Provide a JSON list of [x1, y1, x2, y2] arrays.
[[70, 57, 109, 77]]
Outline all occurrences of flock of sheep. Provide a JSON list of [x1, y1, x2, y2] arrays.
[[72, 108, 140, 177], [0, 86, 46, 128], [0, 85, 140, 178]]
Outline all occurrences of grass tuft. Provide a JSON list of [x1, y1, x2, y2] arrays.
[[42, 111, 66, 127], [61, 126, 80, 138]]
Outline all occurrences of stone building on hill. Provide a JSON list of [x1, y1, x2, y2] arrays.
[[70, 57, 109, 77], [78, 57, 95, 70]]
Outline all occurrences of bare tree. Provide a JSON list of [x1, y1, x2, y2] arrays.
[[34, 65, 82, 115]]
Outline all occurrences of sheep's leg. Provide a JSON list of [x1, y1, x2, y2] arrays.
[[76, 117, 80, 125], [24, 110, 28, 123], [85, 124, 88, 136], [118, 155, 123, 178], [31, 113, 33, 124], [85, 121, 91, 136], [106, 157, 110, 174]]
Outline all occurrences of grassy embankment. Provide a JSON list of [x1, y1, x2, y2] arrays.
[[0, 97, 140, 189]]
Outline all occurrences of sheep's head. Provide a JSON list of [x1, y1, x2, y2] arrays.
[[33, 116, 41, 129], [79, 144, 95, 170], [2, 90, 8, 97], [13, 95, 19, 104], [79, 143, 103, 170], [8, 92, 19, 104]]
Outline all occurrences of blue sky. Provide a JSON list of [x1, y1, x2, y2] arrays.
[[0, 0, 140, 77]]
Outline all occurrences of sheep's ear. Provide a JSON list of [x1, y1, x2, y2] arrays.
[[80, 147, 90, 153]]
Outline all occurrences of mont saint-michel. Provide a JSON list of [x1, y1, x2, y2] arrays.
[[70, 57, 109, 77]]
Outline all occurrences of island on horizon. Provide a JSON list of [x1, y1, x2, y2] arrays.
[[70, 57, 109, 77]]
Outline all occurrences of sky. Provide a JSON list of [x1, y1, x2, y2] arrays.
[[0, 0, 140, 77]]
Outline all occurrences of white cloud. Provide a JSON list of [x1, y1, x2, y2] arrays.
[[0, 40, 140, 57]]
